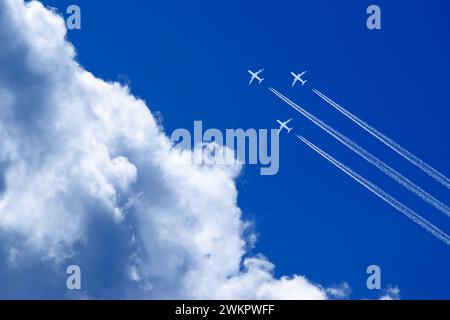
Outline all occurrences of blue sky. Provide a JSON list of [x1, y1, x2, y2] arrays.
[[24, 0, 450, 299]]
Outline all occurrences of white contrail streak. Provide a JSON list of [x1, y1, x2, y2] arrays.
[[297, 135, 450, 246], [312, 88, 450, 190], [269, 88, 450, 218]]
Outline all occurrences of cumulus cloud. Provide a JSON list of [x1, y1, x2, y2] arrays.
[[0, 0, 344, 299]]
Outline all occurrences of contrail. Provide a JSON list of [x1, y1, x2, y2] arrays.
[[312, 88, 450, 190], [269, 88, 450, 218], [297, 135, 450, 246]]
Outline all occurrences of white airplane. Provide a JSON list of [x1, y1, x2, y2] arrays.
[[276, 118, 293, 134], [248, 69, 264, 85], [291, 71, 307, 87]]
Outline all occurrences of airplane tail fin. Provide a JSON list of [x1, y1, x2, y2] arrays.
[[259, 78, 264, 84], [302, 80, 308, 86], [288, 127, 293, 133]]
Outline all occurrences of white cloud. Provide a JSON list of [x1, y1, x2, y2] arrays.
[[0, 0, 346, 299], [379, 287, 401, 300], [326, 282, 352, 299]]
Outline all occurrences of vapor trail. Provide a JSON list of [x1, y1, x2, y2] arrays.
[[269, 88, 450, 218], [297, 135, 450, 246], [312, 88, 450, 190]]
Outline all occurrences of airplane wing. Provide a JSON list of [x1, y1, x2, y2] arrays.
[[286, 118, 292, 124]]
